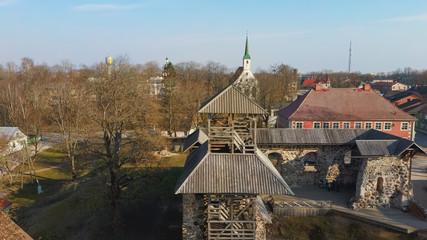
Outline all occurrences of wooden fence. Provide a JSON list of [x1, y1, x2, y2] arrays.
[[273, 201, 332, 217]]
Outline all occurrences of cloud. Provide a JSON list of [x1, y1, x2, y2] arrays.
[[381, 14, 427, 23], [71, 4, 143, 11], [0, 0, 18, 7]]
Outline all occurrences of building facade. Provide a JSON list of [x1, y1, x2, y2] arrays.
[[277, 84, 417, 140]]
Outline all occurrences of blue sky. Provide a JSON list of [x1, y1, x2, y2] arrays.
[[1, 0, 427, 73]]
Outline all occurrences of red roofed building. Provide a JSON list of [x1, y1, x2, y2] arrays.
[[277, 84, 417, 140], [302, 78, 316, 87]]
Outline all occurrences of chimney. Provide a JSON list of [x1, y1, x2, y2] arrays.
[[315, 83, 322, 91], [363, 83, 371, 91], [293, 69, 298, 80]]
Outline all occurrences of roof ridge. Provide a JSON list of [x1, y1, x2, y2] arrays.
[[198, 85, 233, 113], [199, 84, 267, 114], [255, 148, 294, 195], [175, 143, 209, 194], [288, 89, 312, 119], [231, 85, 267, 114]]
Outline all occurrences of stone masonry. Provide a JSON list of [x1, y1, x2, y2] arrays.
[[263, 145, 412, 210], [182, 194, 205, 240], [351, 155, 412, 209], [263, 146, 361, 188]]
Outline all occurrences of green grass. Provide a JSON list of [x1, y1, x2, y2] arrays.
[[162, 152, 188, 167], [4, 145, 186, 240]]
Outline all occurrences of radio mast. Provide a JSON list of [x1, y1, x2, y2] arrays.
[[348, 41, 352, 73]]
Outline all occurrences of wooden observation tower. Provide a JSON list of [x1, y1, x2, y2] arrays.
[[176, 85, 293, 240]]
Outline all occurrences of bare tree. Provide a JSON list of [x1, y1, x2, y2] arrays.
[[47, 78, 87, 181], [85, 56, 154, 229]]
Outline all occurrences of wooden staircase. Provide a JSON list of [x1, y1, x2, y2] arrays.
[[207, 195, 256, 240], [208, 115, 256, 154]]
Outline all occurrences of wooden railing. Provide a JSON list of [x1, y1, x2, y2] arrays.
[[233, 131, 255, 154], [208, 125, 255, 154]]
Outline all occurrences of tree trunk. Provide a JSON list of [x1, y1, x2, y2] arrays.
[[110, 166, 121, 230], [70, 155, 76, 181]]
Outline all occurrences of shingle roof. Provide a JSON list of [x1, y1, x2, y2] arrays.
[[0, 212, 32, 240], [355, 140, 399, 156], [199, 85, 267, 115], [256, 129, 368, 146], [256, 128, 424, 157], [277, 88, 416, 121], [183, 129, 208, 152], [386, 91, 423, 102], [175, 143, 293, 195], [355, 138, 421, 157], [405, 103, 427, 115], [398, 99, 423, 109]]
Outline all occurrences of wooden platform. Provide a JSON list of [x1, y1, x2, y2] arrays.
[[271, 185, 427, 234]]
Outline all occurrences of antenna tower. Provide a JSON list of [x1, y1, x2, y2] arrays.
[[348, 41, 352, 73]]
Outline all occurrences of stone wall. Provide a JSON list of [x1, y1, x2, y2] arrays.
[[263, 145, 360, 188], [255, 210, 267, 240], [351, 155, 412, 209], [182, 194, 205, 240]]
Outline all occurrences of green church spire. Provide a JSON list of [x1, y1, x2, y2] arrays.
[[243, 34, 251, 60]]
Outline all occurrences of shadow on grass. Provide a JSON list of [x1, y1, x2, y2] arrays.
[[96, 167, 184, 240], [11, 164, 184, 240]]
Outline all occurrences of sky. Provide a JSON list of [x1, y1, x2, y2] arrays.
[[1, 0, 427, 73]]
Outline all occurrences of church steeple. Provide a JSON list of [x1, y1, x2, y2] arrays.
[[243, 34, 251, 60], [243, 34, 251, 70]]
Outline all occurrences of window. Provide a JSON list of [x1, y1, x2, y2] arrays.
[[343, 122, 350, 129], [314, 122, 321, 129], [323, 122, 330, 129], [365, 122, 372, 129], [384, 122, 392, 131], [355, 122, 362, 129], [401, 122, 409, 130], [332, 122, 340, 129], [303, 152, 317, 172], [344, 151, 352, 164], [375, 122, 382, 130], [296, 122, 303, 129]]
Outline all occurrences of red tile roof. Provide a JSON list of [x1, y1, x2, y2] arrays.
[[0, 199, 11, 212], [278, 88, 416, 121], [303, 78, 316, 86]]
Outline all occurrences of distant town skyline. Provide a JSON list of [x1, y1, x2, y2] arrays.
[[1, 0, 427, 73]]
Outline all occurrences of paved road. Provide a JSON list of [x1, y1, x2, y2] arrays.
[[413, 131, 427, 207], [274, 185, 427, 233]]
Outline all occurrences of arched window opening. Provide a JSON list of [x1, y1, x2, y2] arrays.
[[268, 152, 282, 167], [376, 177, 384, 195]]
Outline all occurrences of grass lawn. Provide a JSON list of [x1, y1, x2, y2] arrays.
[[3, 148, 187, 240]]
